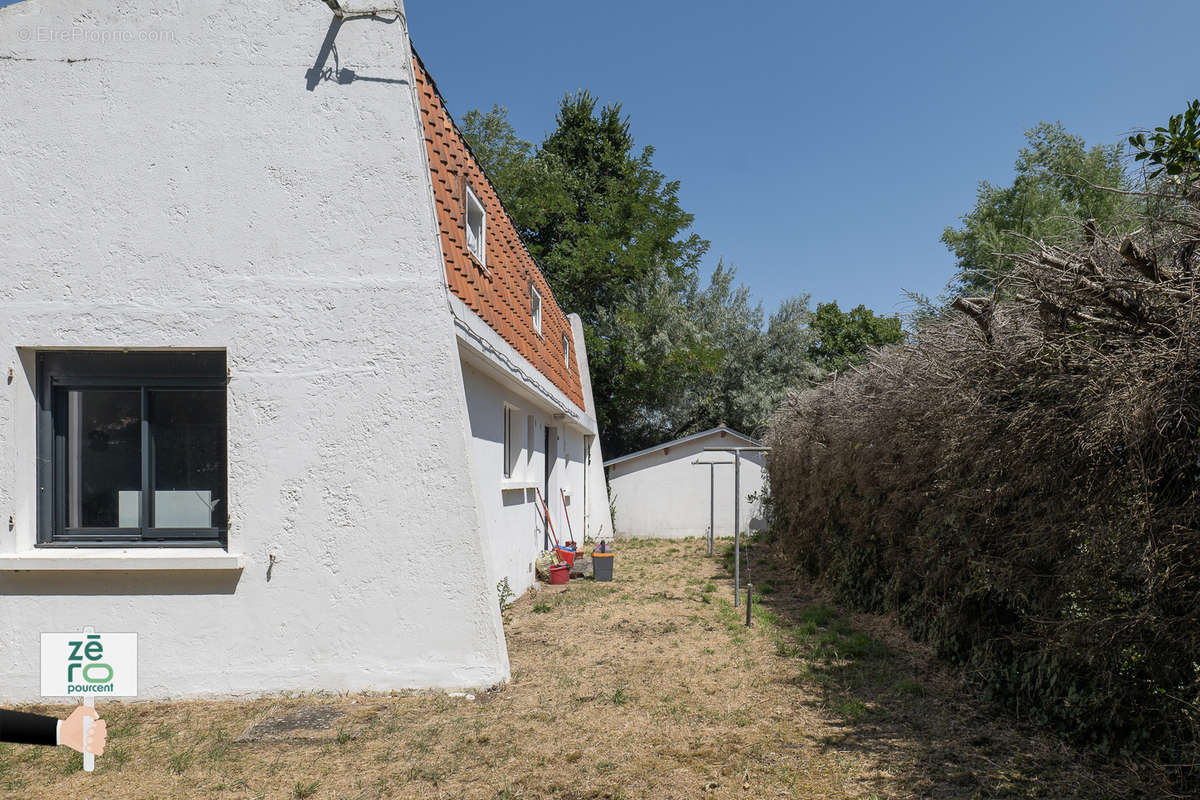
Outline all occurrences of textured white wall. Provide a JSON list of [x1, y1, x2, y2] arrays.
[[460, 359, 590, 597], [0, 0, 510, 700], [607, 435, 767, 539]]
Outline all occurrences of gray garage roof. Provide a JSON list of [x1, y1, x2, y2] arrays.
[[603, 426, 762, 469]]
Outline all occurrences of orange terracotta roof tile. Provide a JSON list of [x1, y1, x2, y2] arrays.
[[413, 49, 586, 412]]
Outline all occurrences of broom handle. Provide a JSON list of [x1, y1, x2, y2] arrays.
[[560, 488, 575, 544], [536, 489, 562, 549]]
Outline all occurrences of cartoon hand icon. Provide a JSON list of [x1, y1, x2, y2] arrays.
[[60, 705, 106, 756]]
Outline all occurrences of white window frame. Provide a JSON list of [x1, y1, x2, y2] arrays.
[[530, 284, 543, 336], [465, 184, 487, 268], [562, 333, 571, 370]]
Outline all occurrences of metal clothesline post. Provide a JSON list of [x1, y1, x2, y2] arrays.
[[691, 459, 734, 556], [704, 446, 771, 607]]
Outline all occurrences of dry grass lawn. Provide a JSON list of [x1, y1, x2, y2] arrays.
[[1, 538, 1152, 799]]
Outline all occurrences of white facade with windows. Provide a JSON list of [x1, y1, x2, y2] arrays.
[[0, 0, 610, 701], [453, 296, 610, 598], [605, 428, 768, 540]]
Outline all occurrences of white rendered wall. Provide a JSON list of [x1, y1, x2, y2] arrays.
[[606, 434, 767, 539], [0, 0, 510, 700], [459, 355, 590, 597]]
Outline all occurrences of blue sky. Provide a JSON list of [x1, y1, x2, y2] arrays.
[[407, 1, 1200, 318]]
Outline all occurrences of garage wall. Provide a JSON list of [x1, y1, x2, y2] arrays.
[[607, 434, 767, 539]]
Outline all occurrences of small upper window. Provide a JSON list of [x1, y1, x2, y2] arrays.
[[465, 185, 486, 267], [562, 333, 570, 369], [530, 284, 543, 335]]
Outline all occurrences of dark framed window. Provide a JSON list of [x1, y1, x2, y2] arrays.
[[37, 351, 228, 547]]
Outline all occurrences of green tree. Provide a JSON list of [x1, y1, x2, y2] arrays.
[[462, 100, 823, 454], [942, 122, 1133, 295], [807, 302, 904, 373], [588, 266, 721, 455], [530, 92, 710, 319], [460, 106, 572, 236], [466, 95, 713, 453], [680, 263, 822, 438]]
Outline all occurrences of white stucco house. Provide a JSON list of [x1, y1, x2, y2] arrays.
[[605, 427, 767, 539], [0, 0, 611, 701]]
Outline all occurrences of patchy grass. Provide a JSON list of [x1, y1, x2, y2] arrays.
[[0, 538, 1152, 799]]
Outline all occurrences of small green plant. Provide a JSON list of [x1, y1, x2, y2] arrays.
[[206, 728, 233, 761], [532, 599, 551, 613], [104, 742, 130, 768], [168, 747, 194, 774], [797, 603, 836, 627], [407, 766, 444, 783], [291, 779, 320, 799], [834, 697, 870, 721], [58, 752, 82, 775], [610, 686, 630, 706], [497, 577, 516, 611]]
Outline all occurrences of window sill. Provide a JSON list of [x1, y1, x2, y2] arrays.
[[0, 550, 245, 572], [500, 479, 539, 492], [467, 249, 490, 276]]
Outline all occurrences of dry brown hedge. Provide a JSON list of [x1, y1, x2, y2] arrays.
[[766, 198, 1200, 790]]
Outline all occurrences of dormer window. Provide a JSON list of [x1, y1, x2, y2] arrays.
[[563, 333, 570, 369], [530, 284, 543, 335], [465, 184, 486, 267]]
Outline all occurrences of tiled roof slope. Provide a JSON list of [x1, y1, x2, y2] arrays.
[[413, 51, 586, 411]]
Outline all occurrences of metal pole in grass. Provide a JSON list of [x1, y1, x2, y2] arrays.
[[700, 462, 710, 556], [734, 449, 741, 606], [691, 459, 734, 557], [746, 583, 752, 627], [704, 446, 771, 609]]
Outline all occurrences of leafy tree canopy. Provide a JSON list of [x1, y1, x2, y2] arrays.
[[942, 122, 1133, 296], [462, 103, 890, 455], [807, 302, 905, 374]]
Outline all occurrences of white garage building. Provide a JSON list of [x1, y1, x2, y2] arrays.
[[605, 427, 768, 540]]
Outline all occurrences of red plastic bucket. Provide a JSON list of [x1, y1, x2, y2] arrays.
[[549, 564, 570, 585], [554, 547, 577, 567]]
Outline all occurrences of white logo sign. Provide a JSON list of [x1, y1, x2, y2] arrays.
[[41, 632, 138, 697]]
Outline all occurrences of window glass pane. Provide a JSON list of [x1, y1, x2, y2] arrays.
[[151, 390, 226, 528], [66, 390, 142, 528], [503, 406, 514, 478]]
